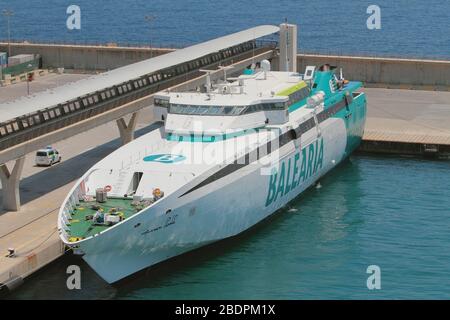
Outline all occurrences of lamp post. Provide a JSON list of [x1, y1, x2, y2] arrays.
[[26, 64, 32, 95], [144, 15, 156, 58], [2, 9, 14, 57]]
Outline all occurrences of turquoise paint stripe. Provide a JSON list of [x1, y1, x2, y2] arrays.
[[167, 128, 263, 143], [330, 92, 367, 155], [288, 98, 307, 113]]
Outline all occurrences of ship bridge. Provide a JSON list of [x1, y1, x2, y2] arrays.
[[0, 25, 288, 211]]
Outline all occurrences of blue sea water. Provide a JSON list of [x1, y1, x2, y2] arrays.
[[9, 155, 450, 299], [1, 0, 449, 58]]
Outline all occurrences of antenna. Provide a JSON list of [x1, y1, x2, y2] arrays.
[[252, 29, 256, 67]]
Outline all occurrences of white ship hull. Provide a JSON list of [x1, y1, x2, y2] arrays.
[[77, 118, 348, 283]]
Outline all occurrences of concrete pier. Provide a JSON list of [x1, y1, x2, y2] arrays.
[[361, 88, 450, 158], [0, 44, 449, 294]]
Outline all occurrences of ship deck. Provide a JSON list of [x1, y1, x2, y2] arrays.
[[67, 198, 137, 241]]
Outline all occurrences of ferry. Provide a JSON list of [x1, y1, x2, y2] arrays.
[[58, 59, 367, 283]]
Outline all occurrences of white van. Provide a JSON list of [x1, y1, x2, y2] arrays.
[[35, 147, 62, 166]]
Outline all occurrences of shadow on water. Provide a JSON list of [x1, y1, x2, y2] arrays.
[[0, 122, 162, 215], [8, 156, 362, 299]]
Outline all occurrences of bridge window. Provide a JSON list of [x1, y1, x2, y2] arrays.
[[54, 108, 62, 117], [169, 104, 247, 116], [0, 126, 6, 136], [127, 83, 133, 91]]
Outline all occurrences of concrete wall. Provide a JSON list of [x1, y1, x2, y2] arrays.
[[0, 42, 174, 71], [295, 54, 450, 90], [1, 42, 449, 89]]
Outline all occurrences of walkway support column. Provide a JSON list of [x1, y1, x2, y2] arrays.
[[0, 156, 25, 212], [116, 112, 139, 145]]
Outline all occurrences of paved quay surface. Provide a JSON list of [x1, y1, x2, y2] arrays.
[[0, 72, 91, 104], [1, 72, 449, 288], [0, 72, 156, 287], [363, 88, 450, 145]]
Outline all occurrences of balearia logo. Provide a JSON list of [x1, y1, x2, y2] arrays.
[[265, 138, 324, 207], [143, 154, 186, 163]]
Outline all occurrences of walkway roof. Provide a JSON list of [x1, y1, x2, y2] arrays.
[[0, 25, 279, 123]]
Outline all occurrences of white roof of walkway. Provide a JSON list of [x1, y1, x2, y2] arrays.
[[0, 25, 279, 123]]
